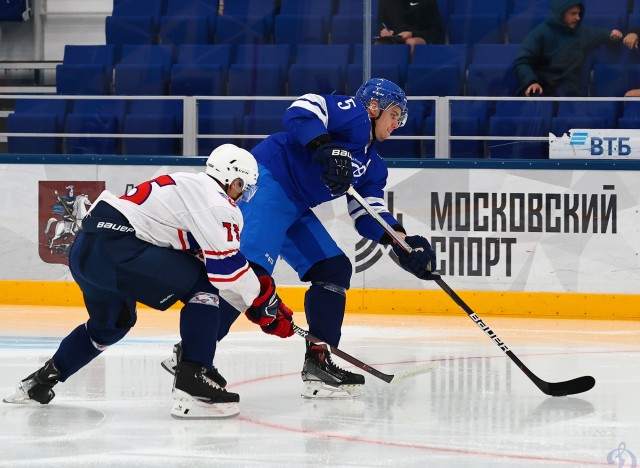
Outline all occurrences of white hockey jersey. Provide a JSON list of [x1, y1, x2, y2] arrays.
[[92, 171, 260, 310]]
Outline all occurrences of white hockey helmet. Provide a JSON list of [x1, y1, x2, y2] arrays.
[[206, 144, 259, 201]]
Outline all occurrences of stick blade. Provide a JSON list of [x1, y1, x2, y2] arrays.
[[389, 361, 439, 384], [545, 375, 596, 397]]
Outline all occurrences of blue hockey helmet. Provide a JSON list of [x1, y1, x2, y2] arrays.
[[356, 78, 408, 127]]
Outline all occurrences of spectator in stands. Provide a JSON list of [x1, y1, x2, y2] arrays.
[[622, 28, 640, 96], [376, 0, 444, 57], [514, 0, 623, 97], [623, 28, 640, 49]]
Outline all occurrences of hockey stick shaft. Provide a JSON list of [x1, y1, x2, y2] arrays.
[[292, 324, 437, 384], [346, 186, 595, 396]]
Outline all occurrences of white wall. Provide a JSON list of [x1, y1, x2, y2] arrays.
[[0, 0, 111, 61]]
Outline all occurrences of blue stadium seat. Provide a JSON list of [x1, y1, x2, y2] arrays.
[[279, 0, 333, 22], [407, 64, 463, 95], [556, 101, 620, 128], [14, 98, 70, 116], [471, 44, 521, 64], [507, 14, 545, 43], [293, 45, 350, 93], [235, 44, 291, 69], [123, 114, 181, 155], [448, 14, 505, 44], [159, 16, 213, 44], [489, 116, 548, 158], [228, 64, 285, 95], [198, 115, 242, 155], [170, 64, 226, 96], [452, 0, 508, 20], [112, 0, 163, 20], [346, 64, 403, 95], [198, 100, 247, 118], [288, 64, 346, 95], [551, 116, 609, 138], [354, 44, 411, 84], [412, 44, 467, 85], [114, 45, 175, 95], [65, 114, 119, 154], [592, 64, 634, 97], [295, 44, 350, 66], [170, 45, 232, 96], [122, 99, 183, 155], [450, 116, 486, 158], [164, 0, 217, 17], [331, 15, 364, 46], [584, 0, 628, 16], [243, 115, 283, 136], [274, 15, 328, 45], [56, 45, 117, 95], [177, 44, 232, 68], [215, 15, 267, 44], [466, 64, 519, 96], [246, 99, 291, 117], [511, 0, 551, 15], [115, 66, 170, 95], [105, 16, 157, 45], [583, 13, 627, 32], [7, 113, 62, 154], [493, 100, 554, 121], [65, 99, 127, 155], [618, 116, 640, 129], [623, 101, 640, 117]]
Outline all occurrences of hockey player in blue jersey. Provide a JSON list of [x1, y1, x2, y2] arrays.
[[240, 78, 439, 398]]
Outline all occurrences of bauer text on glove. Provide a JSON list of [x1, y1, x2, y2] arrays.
[[312, 144, 353, 196]]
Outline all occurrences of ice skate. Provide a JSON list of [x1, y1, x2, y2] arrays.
[[301, 343, 365, 399], [161, 342, 228, 388], [3, 359, 61, 405], [161, 342, 182, 376], [171, 361, 239, 418]]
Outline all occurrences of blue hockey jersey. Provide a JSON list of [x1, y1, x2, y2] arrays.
[[250, 93, 401, 243]]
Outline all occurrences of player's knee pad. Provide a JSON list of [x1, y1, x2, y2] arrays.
[[304, 255, 352, 293]]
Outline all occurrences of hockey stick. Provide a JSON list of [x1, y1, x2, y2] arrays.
[[346, 186, 596, 397], [292, 324, 438, 384]]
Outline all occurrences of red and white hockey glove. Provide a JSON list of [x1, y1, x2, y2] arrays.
[[245, 276, 294, 338]]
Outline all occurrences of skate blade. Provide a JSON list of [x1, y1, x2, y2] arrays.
[[3, 386, 39, 405], [301, 381, 364, 399], [170, 390, 239, 419], [161, 357, 177, 376]]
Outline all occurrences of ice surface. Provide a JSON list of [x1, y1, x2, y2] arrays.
[[1, 307, 639, 467]]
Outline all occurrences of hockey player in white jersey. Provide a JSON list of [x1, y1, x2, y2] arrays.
[[3, 144, 295, 418]]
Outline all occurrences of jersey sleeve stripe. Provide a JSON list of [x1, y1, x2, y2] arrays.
[[289, 94, 329, 127], [208, 262, 251, 283], [178, 230, 188, 250], [204, 248, 239, 258], [348, 197, 389, 221]]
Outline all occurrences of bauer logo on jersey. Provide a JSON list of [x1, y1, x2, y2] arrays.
[[38, 181, 105, 265]]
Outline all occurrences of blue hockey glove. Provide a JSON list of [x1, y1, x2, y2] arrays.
[[312, 144, 353, 196], [392, 235, 439, 280]]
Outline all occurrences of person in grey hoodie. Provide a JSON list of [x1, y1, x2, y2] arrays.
[[514, 0, 623, 97]]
